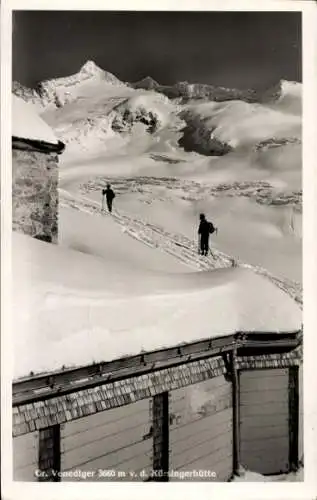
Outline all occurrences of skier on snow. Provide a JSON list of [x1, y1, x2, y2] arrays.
[[102, 184, 116, 213], [198, 213, 217, 256]]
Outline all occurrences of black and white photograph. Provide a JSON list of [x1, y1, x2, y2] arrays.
[[3, 1, 316, 494]]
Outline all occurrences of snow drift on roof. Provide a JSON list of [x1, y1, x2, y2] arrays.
[[12, 232, 301, 378], [12, 94, 59, 145]]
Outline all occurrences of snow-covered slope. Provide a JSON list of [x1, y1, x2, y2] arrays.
[[180, 98, 301, 152], [275, 79, 302, 115], [13, 231, 301, 378], [12, 94, 59, 144], [37, 66, 301, 169], [42, 86, 184, 160], [14, 62, 299, 168], [42, 68, 301, 280], [12, 65, 302, 379]]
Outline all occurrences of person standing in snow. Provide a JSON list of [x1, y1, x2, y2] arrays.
[[102, 184, 116, 213], [198, 213, 217, 256]]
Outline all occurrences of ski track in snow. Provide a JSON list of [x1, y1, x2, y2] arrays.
[[59, 188, 302, 308]]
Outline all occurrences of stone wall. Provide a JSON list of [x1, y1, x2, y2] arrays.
[[12, 148, 59, 243]]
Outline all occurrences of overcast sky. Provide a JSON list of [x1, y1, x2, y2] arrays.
[[13, 10, 301, 89]]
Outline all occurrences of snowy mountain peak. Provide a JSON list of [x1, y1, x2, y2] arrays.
[[79, 60, 104, 77], [140, 76, 159, 87], [132, 76, 160, 90], [71, 60, 121, 86], [77, 60, 122, 86], [35, 62, 125, 109]]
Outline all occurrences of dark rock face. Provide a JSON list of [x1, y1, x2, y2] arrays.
[[111, 107, 159, 134], [12, 81, 43, 108], [12, 149, 59, 243], [178, 112, 232, 157]]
